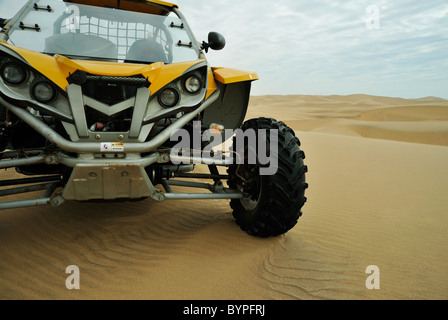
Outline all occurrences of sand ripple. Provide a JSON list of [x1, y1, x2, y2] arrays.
[[1, 94, 448, 299]]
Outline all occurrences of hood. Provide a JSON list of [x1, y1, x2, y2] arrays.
[[0, 41, 206, 96]]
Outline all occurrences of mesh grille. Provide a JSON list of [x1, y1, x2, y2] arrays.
[[66, 72, 150, 133], [60, 16, 170, 61]]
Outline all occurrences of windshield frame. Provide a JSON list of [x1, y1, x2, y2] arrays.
[[2, 0, 202, 64]]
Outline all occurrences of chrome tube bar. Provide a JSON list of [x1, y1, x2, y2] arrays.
[[0, 88, 220, 154], [164, 193, 243, 200], [0, 181, 60, 210], [0, 155, 46, 169], [0, 198, 51, 210], [162, 179, 243, 200]]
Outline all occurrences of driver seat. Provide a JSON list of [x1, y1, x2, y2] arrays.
[[125, 39, 168, 63]]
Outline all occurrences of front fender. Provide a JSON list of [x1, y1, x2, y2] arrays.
[[212, 67, 259, 84], [202, 67, 258, 132]]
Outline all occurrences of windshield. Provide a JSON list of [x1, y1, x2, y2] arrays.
[[6, 0, 200, 64]]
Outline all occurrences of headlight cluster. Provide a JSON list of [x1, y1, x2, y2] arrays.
[[31, 81, 57, 103], [184, 75, 202, 94], [0, 59, 58, 104], [158, 71, 204, 108], [159, 88, 179, 108], [1, 62, 27, 85]]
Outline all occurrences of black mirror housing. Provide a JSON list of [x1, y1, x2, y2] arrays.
[[202, 32, 226, 53]]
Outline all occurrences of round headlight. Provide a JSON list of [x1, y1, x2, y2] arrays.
[[31, 81, 57, 103], [1, 62, 27, 86], [184, 76, 202, 94], [159, 88, 179, 108]]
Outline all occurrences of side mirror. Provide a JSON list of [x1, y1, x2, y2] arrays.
[[202, 32, 226, 53]]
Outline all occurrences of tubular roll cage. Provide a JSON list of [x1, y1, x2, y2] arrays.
[[0, 86, 244, 210]]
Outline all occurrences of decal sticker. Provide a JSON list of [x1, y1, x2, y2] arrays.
[[101, 142, 124, 152]]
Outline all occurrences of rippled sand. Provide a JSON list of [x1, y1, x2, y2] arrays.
[[1, 94, 447, 299]]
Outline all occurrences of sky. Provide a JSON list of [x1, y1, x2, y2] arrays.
[[1, 0, 447, 99]]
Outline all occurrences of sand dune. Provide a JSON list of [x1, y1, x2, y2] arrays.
[[1, 94, 448, 300], [249, 95, 448, 146]]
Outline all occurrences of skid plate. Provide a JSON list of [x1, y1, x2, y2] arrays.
[[63, 164, 154, 201]]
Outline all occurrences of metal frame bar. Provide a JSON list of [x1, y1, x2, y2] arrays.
[[167, 179, 213, 190], [164, 193, 242, 200], [173, 172, 229, 180], [67, 84, 89, 138], [0, 155, 46, 169], [0, 183, 54, 197], [0, 88, 220, 154], [160, 178, 243, 200], [169, 154, 234, 166], [0, 198, 51, 210], [57, 151, 160, 168], [0, 0, 35, 41], [0, 181, 60, 210], [0, 150, 44, 159]]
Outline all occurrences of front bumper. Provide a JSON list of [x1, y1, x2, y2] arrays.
[[0, 87, 220, 154]]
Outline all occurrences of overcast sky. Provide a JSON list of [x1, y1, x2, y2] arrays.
[[1, 0, 447, 99]]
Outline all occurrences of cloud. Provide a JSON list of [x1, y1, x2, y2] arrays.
[[180, 0, 448, 98], [1, 0, 447, 98], [0, 0, 27, 19]]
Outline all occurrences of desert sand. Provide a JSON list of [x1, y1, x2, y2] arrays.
[[1, 94, 448, 300]]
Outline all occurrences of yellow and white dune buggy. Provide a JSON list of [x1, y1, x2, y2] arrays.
[[0, 0, 307, 237]]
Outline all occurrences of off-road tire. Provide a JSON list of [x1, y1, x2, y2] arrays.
[[228, 118, 308, 237]]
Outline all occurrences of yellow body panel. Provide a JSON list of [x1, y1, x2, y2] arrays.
[[212, 67, 259, 84], [206, 68, 218, 99], [148, 59, 209, 95], [1, 41, 212, 97], [1, 42, 71, 92], [54, 54, 166, 85]]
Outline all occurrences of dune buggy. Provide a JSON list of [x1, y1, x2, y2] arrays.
[[0, 0, 307, 237]]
